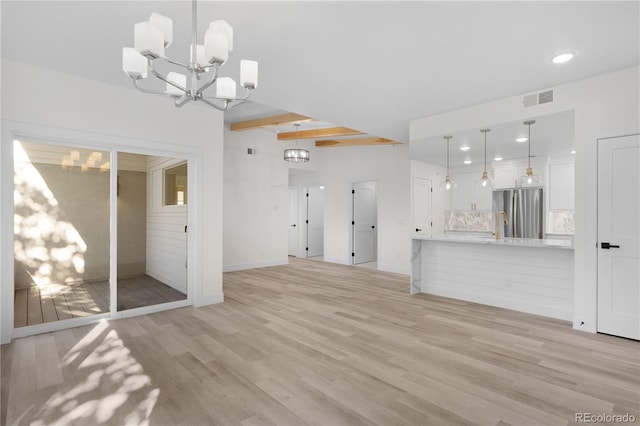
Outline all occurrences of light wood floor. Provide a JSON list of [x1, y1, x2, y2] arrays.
[[14, 275, 186, 327], [2, 258, 638, 425]]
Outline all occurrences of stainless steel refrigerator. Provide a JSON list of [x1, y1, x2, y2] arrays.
[[492, 188, 544, 239]]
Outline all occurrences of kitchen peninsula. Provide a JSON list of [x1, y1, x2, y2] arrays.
[[411, 235, 574, 320]]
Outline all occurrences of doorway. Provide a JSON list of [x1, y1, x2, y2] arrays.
[[288, 187, 298, 256], [412, 176, 433, 236], [306, 186, 324, 258], [597, 134, 639, 340], [352, 181, 377, 265]]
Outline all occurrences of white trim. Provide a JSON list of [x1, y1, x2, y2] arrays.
[[224, 259, 288, 272], [193, 292, 224, 307], [377, 264, 410, 275], [1, 120, 204, 343], [321, 256, 350, 266]]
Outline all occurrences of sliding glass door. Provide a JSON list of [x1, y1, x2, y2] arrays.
[[13, 140, 190, 330], [13, 140, 110, 327]]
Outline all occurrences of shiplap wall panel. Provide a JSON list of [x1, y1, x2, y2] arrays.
[[146, 156, 187, 294], [421, 241, 573, 320]]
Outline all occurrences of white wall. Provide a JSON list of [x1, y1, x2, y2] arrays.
[[0, 60, 225, 343], [410, 66, 640, 333], [291, 144, 411, 274], [223, 127, 289, 271]]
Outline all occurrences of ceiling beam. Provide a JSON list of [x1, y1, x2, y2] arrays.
[[229, 113, 315, 131], [278, 127, 364, 141], [315, 137, 401, 148]]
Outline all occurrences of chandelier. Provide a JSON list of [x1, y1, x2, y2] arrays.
[[122, 0, 258, 111], [284, 124, 310, 162]]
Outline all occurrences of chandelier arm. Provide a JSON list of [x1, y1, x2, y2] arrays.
[[199, 97, 229, 111], [160, 56, 190, 70], [149, 61, 189, 94], [132, 78, 177, 97], [195, 66, 220, 95], [174, 95, 193, 108]]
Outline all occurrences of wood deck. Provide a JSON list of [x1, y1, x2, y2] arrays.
[[2, 258, 638, 425], [14, 275, 186, 327]]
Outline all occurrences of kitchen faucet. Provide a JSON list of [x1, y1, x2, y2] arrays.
[[495, 211, 508, 240]]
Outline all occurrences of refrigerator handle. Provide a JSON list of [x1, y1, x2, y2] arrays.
[[512, 191, 517, 237]]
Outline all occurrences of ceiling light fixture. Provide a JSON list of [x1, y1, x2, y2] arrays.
[[463, 159, 472, 165], [519, 120, 540, 186], [552, 52, 575, 64], [494, 156, 503, 162], [439, 136, 456, 191], [284, 124, 310, 162], [478, 129, 493, 187], [515, 137, 528, 143], [122, 0, 258, 111], [460, 146, 470, 151], [570, 149, 576, 154]]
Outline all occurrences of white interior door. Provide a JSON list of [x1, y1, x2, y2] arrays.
[[353, 181, 377, 264], [597, 134, 640, 340], [288, 187, 298, 256], [412, 176, 432, 236], [306, 186, 324, 257]]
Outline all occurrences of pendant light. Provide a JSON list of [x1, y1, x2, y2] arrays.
[[439, 136, 456, 190], [519, 120, 540, 186], [478, 128, 493, 187], [284, 123, 310, 162]]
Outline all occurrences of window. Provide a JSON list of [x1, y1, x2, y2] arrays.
[[164, 162, 187, 206]]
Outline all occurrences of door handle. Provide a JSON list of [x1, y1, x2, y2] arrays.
[[372, 225, 375, 229], [291, 224, 296, 227], [416, 228, 422, 232], [601, 242, 620, 249]]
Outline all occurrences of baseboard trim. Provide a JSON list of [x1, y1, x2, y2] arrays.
[[223, 259, 288, 272], [377, 263, 410, 275]]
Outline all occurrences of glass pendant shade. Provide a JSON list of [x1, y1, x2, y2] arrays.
[[149, 13, 173, 47], [209, 20, 233, 51], [134, 21, 165, 57], [240, 60, 259, 89], [439, 135, 456, 191], [284, 149, 310, 162], [216, 77, 237, 99], [518, 120, 541, 186], [439, 175, 457, 191], [122, 47, 148, 78], [204, 29, 229, 65]]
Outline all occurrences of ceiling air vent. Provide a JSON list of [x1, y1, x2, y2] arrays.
[[523, 89, 554, 107]]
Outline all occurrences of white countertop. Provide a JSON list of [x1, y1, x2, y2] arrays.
[[413, 234, 574, 250]]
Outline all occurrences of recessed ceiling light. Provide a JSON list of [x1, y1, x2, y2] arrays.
[[463, 159, 472, 165], [494, 156, 503, 161], [552, 52, 575, 64], [570, 150, 576, 154], [460, 146, 470, 151], [515, 137, 528, 143]]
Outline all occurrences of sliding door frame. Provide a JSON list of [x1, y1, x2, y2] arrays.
[[1, 120, 201, 342]]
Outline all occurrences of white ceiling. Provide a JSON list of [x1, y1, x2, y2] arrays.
[[2, 1, 638, 144], [410, 110, 575, 168]]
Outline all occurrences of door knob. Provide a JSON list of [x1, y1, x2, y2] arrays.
[[601, 242, 620, 249], [291, 224, 296, 227], [372, 225, 375, 229]]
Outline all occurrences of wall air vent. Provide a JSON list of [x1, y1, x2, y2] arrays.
[[523, 89, 554, 108]]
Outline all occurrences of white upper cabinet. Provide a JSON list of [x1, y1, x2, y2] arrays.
[[549, 161, 575, 210], [493, 166, 518, 189], [451, 171, 493, 211]]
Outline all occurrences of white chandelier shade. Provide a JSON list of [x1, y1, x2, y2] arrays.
[[122, 0, 258, 111]]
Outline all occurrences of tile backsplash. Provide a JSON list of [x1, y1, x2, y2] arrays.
[[548, 210, 575, 235], [444, 211, 493, 232]]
